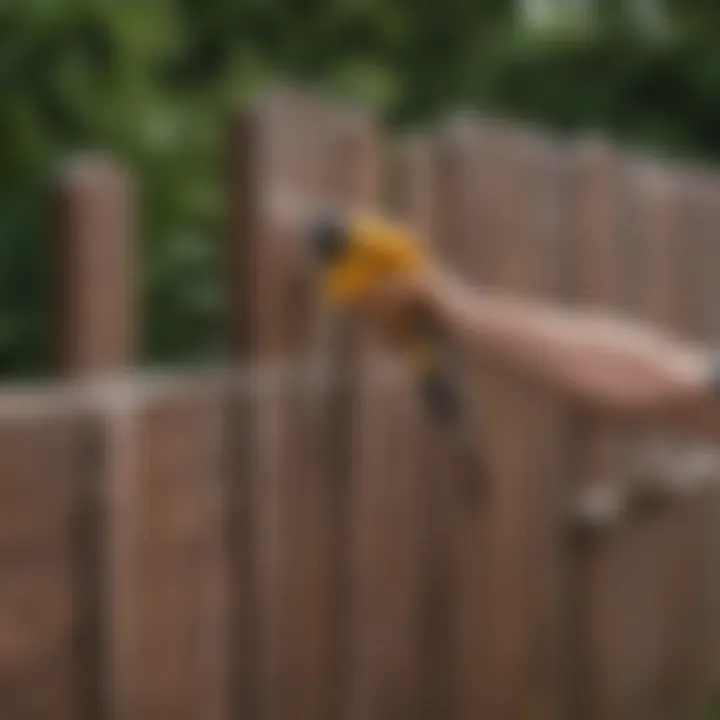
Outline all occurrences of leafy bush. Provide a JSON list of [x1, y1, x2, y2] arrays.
[[2, 2, 720, 376]]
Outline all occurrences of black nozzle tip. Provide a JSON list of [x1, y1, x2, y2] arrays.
[[309, 213, 348, 262]]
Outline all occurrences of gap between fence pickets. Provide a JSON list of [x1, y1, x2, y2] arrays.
[[0, 357, 408, 417]]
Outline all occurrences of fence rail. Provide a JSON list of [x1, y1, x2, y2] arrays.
[[1, 88, 720, 720]]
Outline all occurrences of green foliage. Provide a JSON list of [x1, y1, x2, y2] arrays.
[[473, 30, 720, 160], [0, 0, 234, 373], [2, 1, 720, 376]]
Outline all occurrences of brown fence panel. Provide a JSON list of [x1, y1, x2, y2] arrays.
[[570, 148, 698, 720], [395, 126, 480, 720], [350, 132, 457, 720], [250, 373, 346, 720], [223, 377, 261, 720], [228, 91, 383, 720], [8, 88, 720, 720], [339, 135, 435, 720], [346, 370, 428, 720], [461, 123, 534, 720], [514, 135, 572, 720], [570, 159, 720, 720], [104, 382, 228, 720], [627, 164, 720, 715], [626, 163, 697, 717], [567, 151, 710, 720], [0, 400, 101, 720], [429, 121, 494, 720], [339, 112, 433, 720], [675, 169, 720, 712], [565, 140, 636, 720], [435, 122, 570, 720], [493, 128, 568, 720], [689, 175, 720, 698]]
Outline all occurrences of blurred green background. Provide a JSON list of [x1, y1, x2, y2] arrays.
[[2, 0, 720, 377]]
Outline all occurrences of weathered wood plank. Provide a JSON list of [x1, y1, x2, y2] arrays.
[[626, 163, 695, 719], [104, 384, 228, 720], [565, 139, 634, 720], [430, 120, 493, 720], [0, 411, 101, 720], [476, 127, 569, 720], [54, 156, 136, 375], [343, 134, 435, 720], [230, 91, 382, 720]]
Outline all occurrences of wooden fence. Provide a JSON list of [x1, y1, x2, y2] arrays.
[[2, 88, 720, 720]]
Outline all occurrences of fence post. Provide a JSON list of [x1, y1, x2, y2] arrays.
[[53, 154, 139, 720], [54, 154, 136, 376]]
